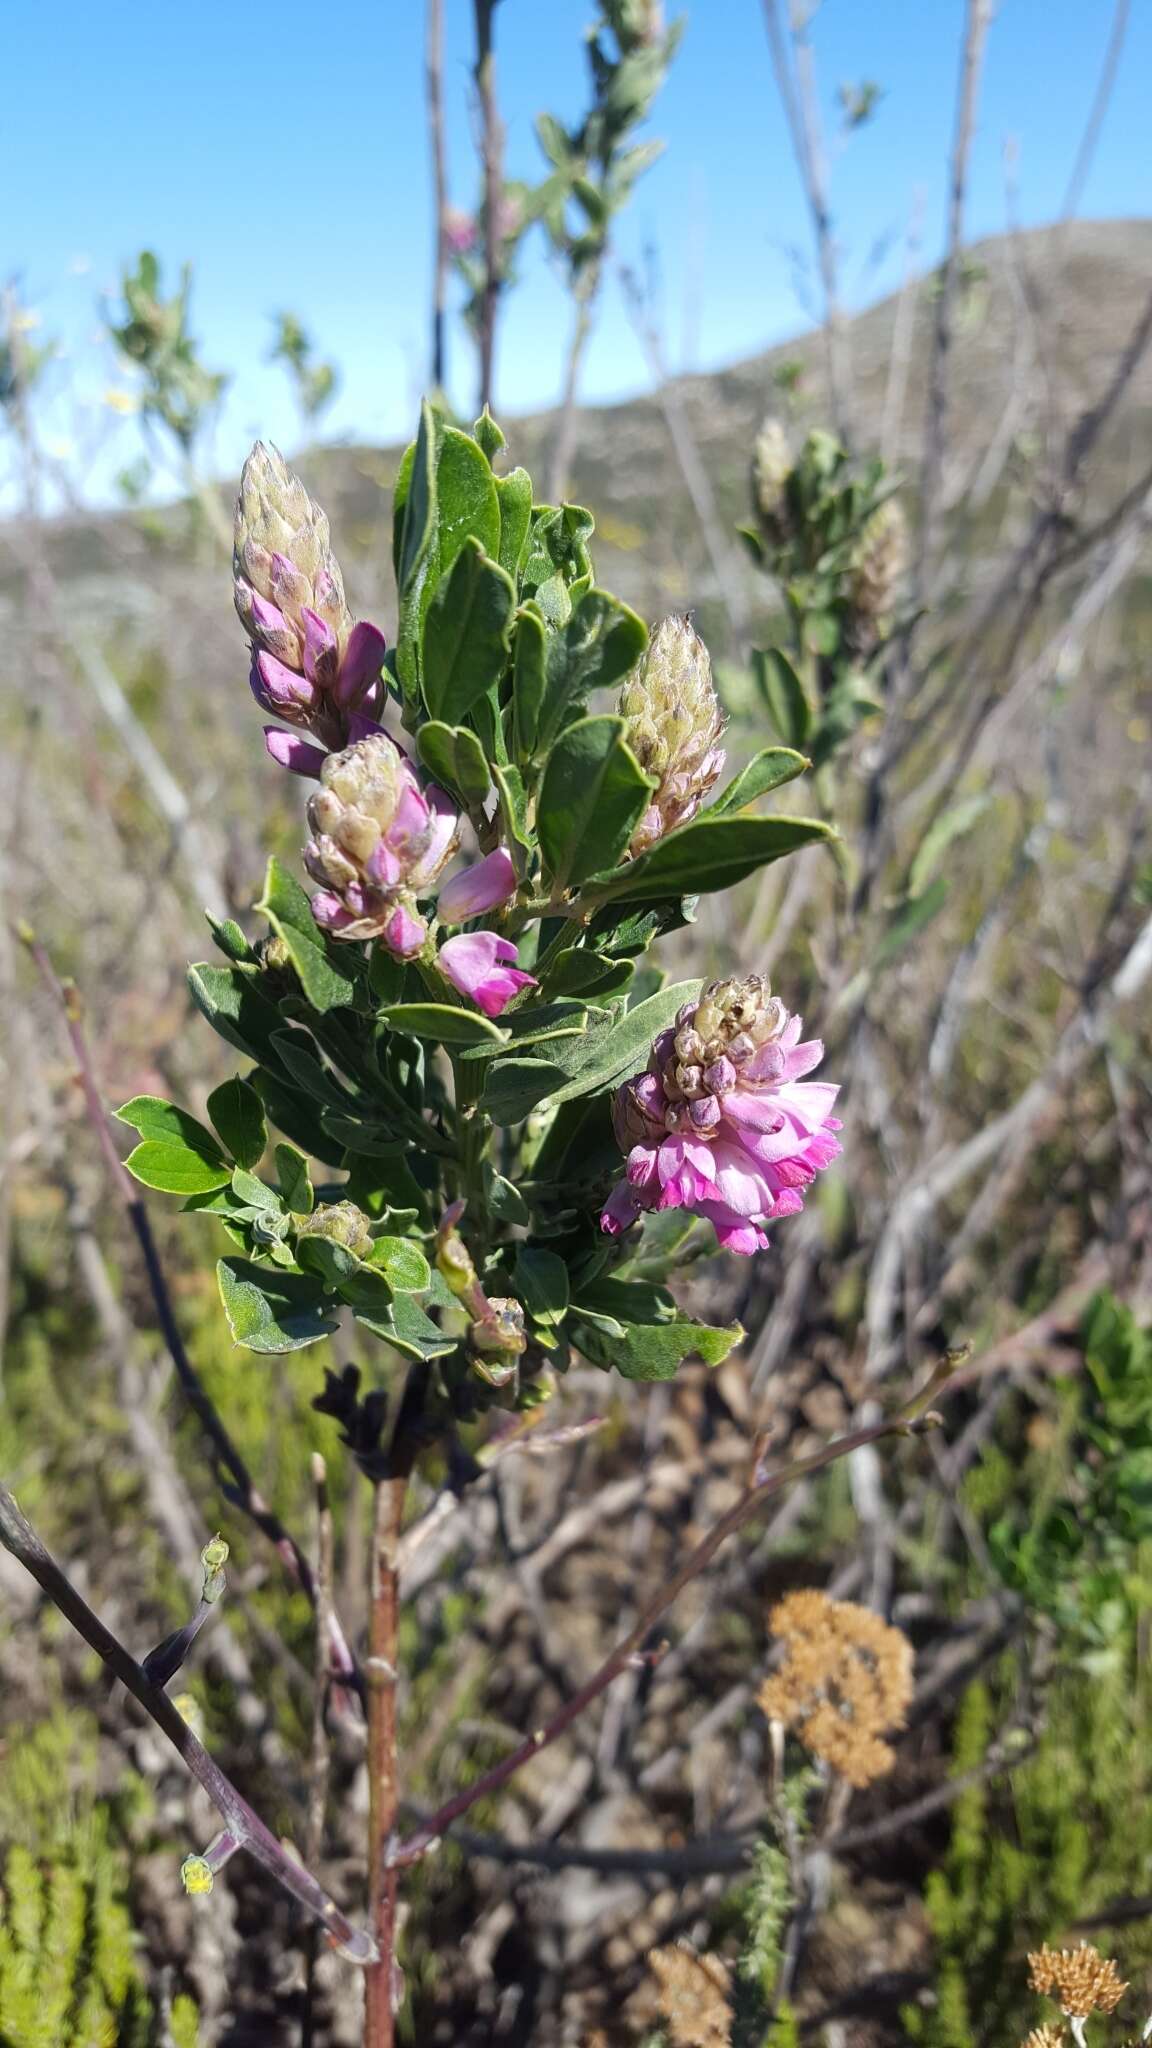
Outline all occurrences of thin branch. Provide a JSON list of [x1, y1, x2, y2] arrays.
[[364, 1474, 408, 2048], [18, 929, 362, 1703], [426, 0, 449, 391], [618, 260, 751, 648], [473, 0, 505, 415], [914, 0, 993, 599], [545, 291, 597, 505], [1060, 0, 1131, 223], [0, 1482, 376, 1963], [389, 1398, 949, 1869], [303, 1453, 336, 2048], [760, 0, 851, 439]]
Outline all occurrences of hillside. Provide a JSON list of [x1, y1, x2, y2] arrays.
[[4, 217, 1152, 656]]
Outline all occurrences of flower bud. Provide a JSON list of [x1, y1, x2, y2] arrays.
[[437, 846, 519, 924], [848, 497, 906, 650], [752, 416, 793, 542], [299, 1202, 374, 1259], [618, 616, 726, 856], [602, 0, 664, 49], [303, 736, 460, 951], [234, 442, 386, 750], [470, 1297, 527, 1358]]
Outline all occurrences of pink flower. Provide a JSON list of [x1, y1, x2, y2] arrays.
[[439, 932, 537, 1018], [600, 976, 840, 1256], [303, 735, 459, 951], [443, 208, 477, 255], [437, 846, 519, 924]]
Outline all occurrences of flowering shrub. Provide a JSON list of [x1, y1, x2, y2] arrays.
[[119, 402, 834, 1400]]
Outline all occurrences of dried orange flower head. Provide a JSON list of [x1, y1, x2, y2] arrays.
[[648, 1943, 732, 2048], [757, 1588, 914, 1789], [1028, 1943, 1128, 2020], [1021, 2028, 1067, 2048]]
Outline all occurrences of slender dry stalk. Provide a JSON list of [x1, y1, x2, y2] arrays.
[[0, 1482, 376, 1962], [915, 0, 994, 599], [363, 1474, 408, 2048], [426, 0, 449, 391], [1060, 0, 1131, 223], [472, 0, 504, 415], [618, 260, 751, 648], [880, 186, 925, 468], [18, 929, 362, 1702], [760, 0, 851, 440], [545, 293, 597, 504], [303, 1453, 337, 2048]]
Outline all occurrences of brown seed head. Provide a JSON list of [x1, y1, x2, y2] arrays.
[[848, 496, 906, 648], [1027, 1944, 1127, 2020], [1020, 2029, 1066, 2048], [758, 1589, 914, 1788], [649, 1944, 732, 2048]]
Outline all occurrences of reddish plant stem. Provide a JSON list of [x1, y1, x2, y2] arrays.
[[19, 929, 362, 1703], [390, 1404, 946, 1868], [363, 1473, 408, 2047]]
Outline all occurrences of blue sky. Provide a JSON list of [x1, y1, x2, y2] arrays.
[[4, 0, 1150, 502]]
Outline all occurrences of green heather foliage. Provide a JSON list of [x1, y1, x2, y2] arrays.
[[0, 1713, 200, 2048]]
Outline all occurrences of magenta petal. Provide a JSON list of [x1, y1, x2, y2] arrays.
[[382, 902, 427, 958], [437, 846, 519, 923], [311, 890, 356, 931], [334, 620, 387, 708], [264, 728, 329, 778], [601, 1180, 642, 1235], [301, 606, 340, 689]]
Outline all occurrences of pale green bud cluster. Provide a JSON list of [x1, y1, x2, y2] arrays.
[[752, 416, 793, 540], [618, 615, 727, 857], [233, 441, 353, 663], [299, 1202, 374, 1259], [602, 0, 664, 49], [849, 498, 907, 646]]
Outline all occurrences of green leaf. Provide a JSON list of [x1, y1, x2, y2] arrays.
[[422, 538, 516, 724], [513, 1245, 569, 1326], [489, 1172, 529, 1225], [256, 857, 357, 1014], [457, 999, 588, 1062], [573, 1312, 743, 1380], [207, 914, 256, 963], [275, 1143, 314, 1215], [116, 1095, 222, 1155], [230, 1166, 280, 1212], [339, 1269, 455, 1358], [477, 1057, 570, 1124], [187, 963, 286, 1067], [709, 748, 809, 815], [416, 721, 492, 808], [296, 1232, 362, 1287], [393, 401, 439, 703], [539, 590, 648, 750], [206, 1076, 267, 1169], [124, 1139, 232, 1195], [495, 467, 533, 580], [542, 948, 636, 999], [217, 1258, 338, 1354], [492, 761, 532, 875], [585, 814, 834, 906], [473, 407, 506, 460], [908, 794, 992, 897], [874, 876, 950, 970], [753, 648, 812, 749], [379, 1002, 507, 1046], [434, 424, 501, 577], [368, 1236, 432, 1293], [538, 716, 653, 891], [511, 604, 548, 762]]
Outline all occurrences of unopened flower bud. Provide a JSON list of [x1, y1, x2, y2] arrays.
[[848, 497, 906, 650], [470, 1297, 527, 1357], [436, 1225, 480, 1304], [618, 616, 726, 856], [234, 443, 386, 751], [752, 416, 793, 542], [437, 846, 519, 924], [603, 0, 664, 49], [303, 735, 460, 951], [300, 1202, 374, 1259]]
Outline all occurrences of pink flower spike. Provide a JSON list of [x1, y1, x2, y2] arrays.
[[334, 621, 387, 709], [437, 846, 519, 924], [251, 650, 317, 717], [263, 727, 329, 778], [439, 932, 537, 1018]]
